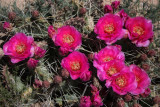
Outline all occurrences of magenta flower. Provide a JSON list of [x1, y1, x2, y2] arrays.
[[61, 51, 91, 81], [129, 64, 151, 95], [91, 91, 103, 107], [93, 45, 125, 70], [33, 45, 46, 59], [125, 17, 154, 47], [48, 25, 56, 38], [104, 5, 113, 13], [97, 60, 126, 81], [111, 1, 120, 9], [54, 25, 82, 52], [3, 22, 12, 31], [105, 67, 137, 95], [94, 14, 125, 44], [3, 33, 34, 63], [80, 96, 92, 107], [27, 58, 39, 69]]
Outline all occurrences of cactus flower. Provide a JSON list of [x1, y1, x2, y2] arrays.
[[93, 45, 125, 71], [105, 67, 137, 95], [3, 33, 34, 63], [94, 13, 125, 44], [61, 51, 91, 81], [97, 60, 126, 81], [54, 25, 82, 52], [125, 17, 154, 47], [130, 64, 151, 95]]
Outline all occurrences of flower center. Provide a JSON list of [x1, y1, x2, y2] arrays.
[[103, 56, 113, 62], [136, 76, 140, 83], [116, 76, 127, 88], [104, 24, 114, 34], [63, 34, 74, 44], [133, 26, 144, 36], [16, 43, 26, 54], [70, 61, 81, 71], [107, 67, 117, 76]]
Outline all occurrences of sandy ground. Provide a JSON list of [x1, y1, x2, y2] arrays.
[[0, 0, 159, 10], [0, 0, 35, 10]]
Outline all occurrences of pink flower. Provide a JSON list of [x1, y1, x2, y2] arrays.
[[3, 22, 12, 31], [105, 67, 137, 95], [125, 17, 154, 47], [129, 64, 151, 95], [104, 5, 113, 13], [48, 25, 56, 38], [80, 96, 92, 107], [54, 25, 82, 52], [3, 33, 34, 63], [94, 14, 125, 44], [61, 51, 91, 81], [92, 91, 103, 107], [80, 70, 92, 81], [97, 60, 126, 81], [33, 45, 46, 59], [111, 1, 120, 9], [93, 45, 125, 70], [27, 58, 39, 69]]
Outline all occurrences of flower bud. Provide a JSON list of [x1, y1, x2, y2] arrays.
[[153, 96, 160, 104], [80, 70, 92, 81], [91, 91, 103, 107], [148, 50, 156, 56], [111, 1, 120, 9], [32, 10, 39, 18], [80, 96, 92, 107], [54, 75, 62, 84], [80, 7, 87, 15], [104, 5, 113, 13], [33, 79, 42, 88], [124, 94, 132, 102], [140, 54, 147, 61], [61, 69, 69, 78], [43, 80, 50, 88], [132, 103, 142, 107], [133, 95, 140, 100], [142, 63, 150, 71], [48, 25, 56, 38], [3, 22, 12, 31], [117, 99, 125, 107], [8, 12, 16, 20], [34, 46, 46, 59], [27, 58, 39, 69]]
